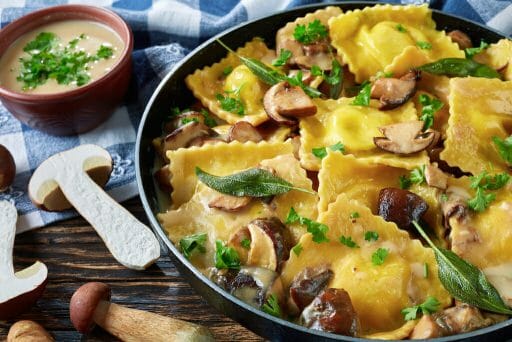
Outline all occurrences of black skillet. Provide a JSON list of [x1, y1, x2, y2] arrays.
[[135, 2, 512, 341]]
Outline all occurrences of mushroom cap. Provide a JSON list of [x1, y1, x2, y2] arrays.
[[70, 282, 112, 334], [374, 121, 440, 154], [0, 144, 16, 192], [28, 145, 112, 211]]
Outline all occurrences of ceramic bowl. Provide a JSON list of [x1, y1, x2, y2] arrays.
[[0, 5, 133, 136]]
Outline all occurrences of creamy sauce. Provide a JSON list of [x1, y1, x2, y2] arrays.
[[0, 20, 123, 94]]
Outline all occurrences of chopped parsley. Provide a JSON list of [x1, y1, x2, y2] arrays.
[[214, 240, 241, 269], [292, 243, 303, 256], [399, 175, 412, 189], [293, 19, 328, 45], [470, 171, 510, 191], [364, 231, 379, 242], [181, 117, 199, 125], [351, 81, 371, 106], [272, 49, 292, 67], [468, 187, 496, 212], [419, 94, 444, 131], [492, 135, 512, 165], [401, 296, 440, 321], [97, 44, 114, 59], [200, 109, 217, 127], [179, 233, 207, 259], [312, 141, 345, 159], [400, 165, 426, 189], [375, 71, 394, 79], [241, 238, 251, 249], [339, 235, 359, 248], [311, 59, 343, 87], [350, 212, 360, 219], [216, 90, 245, 116], [465, 40, 489, 59], [423, 263, 429, 278], [223, 65, 233, 76], [262, 294, 282, 318], [440, 193, 449, 202], [286, 207, 329, 243], [416, 41, 432, 50], [371, 247, 389, 266], [396, 24, 408, 33]]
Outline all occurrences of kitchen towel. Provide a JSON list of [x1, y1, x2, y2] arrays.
[[0, 0, 510, 234]]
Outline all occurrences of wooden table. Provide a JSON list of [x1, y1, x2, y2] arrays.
[[0, 197, 262, 341]]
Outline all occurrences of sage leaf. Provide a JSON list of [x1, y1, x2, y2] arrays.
[[195, 167, 315, 197], [417, 58, 501, 79], [413, 221, 512, 315]]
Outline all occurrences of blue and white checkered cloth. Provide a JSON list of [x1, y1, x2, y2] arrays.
[[0, 0, 510, 234]]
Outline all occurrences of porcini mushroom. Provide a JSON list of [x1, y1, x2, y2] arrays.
[[447, 30, 473, 50], [378, 188, 429, 231], [0, 144, 15, 192], [0, 201, 48, 320], [208, 194, 252, 211], [7, 320, 53, 342], [28, 145, 160, 270], [228, 121, 263, 143], [373, 121, 440, 154], [161, 121, 213, 160], [371, 70, 420, 110], [425, 163, 448, 190], [263, 81, 317, 126], [70, 282, 213, 341], [288, 265, 333, 315]]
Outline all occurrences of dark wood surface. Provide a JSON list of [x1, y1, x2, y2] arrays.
[[0, 197, 262, 341]]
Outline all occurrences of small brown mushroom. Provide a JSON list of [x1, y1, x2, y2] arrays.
[[0, 144, 15, 192], [228, 122, 263, 143], [301, 288, 360, 336], [208, 194, 252, 212], [288, 265, 333, 315], [161, 121, 213, 160], [425, 163, 448, 190], [447, 30, 473, 50], [263, 81, 317, 126], [7, 320, 53, 342], [378, 188, 429, 231], [154, 165, 172, 193], [373, 121, 440, 154], [371, 70, 420, 110]]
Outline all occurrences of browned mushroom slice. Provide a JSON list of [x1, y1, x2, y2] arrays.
[[371, 70, 420, 110], [373, 121, 440, 154], [295, 53, 333, 71], [425, 163, 448, 190], [447, 30, 473, 50], [378, 188, 429, 231], [161, 121, 213, 160], [301, 288, 360, 336], [288, 265, 333, 315], [228, 122, 263, 143], [263, 81, 317, 125], [154, 165, 172, 193], [208, 194, 252, 212]]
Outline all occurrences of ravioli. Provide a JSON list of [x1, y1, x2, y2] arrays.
[[158, 154, 317, 271], [440, 77, 512, 175], [329, 4, 463, 82], [166, 140, 293, 208], [185, 38, 274, 126], [299, 98, 428, 171], [280, 194, 451, 336], [474, 39, 512, 81]]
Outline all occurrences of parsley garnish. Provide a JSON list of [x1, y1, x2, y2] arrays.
[[396, 24, 408, 33], [262, 294, 281, 317], [292, 243, 303, 256], [214, 240, 241, 269], [492, 135, 512, 165], [350, 212, 360, 219], [179, 233, 207, 259], [440, 193, 449, 202], [399, 175, 412, 189], [339, 235, 359, 248], [467, 170, 509, 212], [468, 187, 496, 212], [272, 49, 292, 67], [181, 117, 199, 125], [416, 41, 432, 50], [401, 296, 440, 321], [375, 71, 394, 79], [223, 65, 233, 76], [200, 109, 217, 127], [293, 19, 328, 45], [241, 238, 251, 249], [97, 44, 114, 59], [423, 263, 429, 278], [312, 141, 345, 159], [371, 247, 389, 265], [419, 94, 443, 131], [286, 207, 329, 243], [465, 40, 489, 59], [351, 81, 371, 106], [400, 165, 427, 189], [364, 231, 379, 242], [311, 60, 343, 86], [216, 90, 245, 116]]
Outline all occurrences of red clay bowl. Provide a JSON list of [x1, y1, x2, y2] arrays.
[[0, 5, 133, 136]]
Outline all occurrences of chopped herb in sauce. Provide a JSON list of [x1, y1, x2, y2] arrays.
[[416, 41, 432, 50], [312, 141, 345, 159], [293, 19, 328, 44], [179, 233, 207, 259], [223, 65, 233, 76], [339, 235, 359, 248], [351, 81, 371, 106], [216, 90, 245, 116], [262, 294, 282, 317], [465, 40, 489, 59], [214, 240, 241, 269], [241, 238, 251, 249], [272, 49, 292, 67], [419, 94, 444, 131], [292, 243, 303, 256], [364, 231, 379, 242], [286, 207, 329, 243], [350, 212, 360, 219], [371, 247, 389, 266], [396, 24, 408, 33], [492, 135, 512, 165], [401, 296, 440, 320]]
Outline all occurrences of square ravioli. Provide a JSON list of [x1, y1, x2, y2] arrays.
[[329, 4, 463, 82]]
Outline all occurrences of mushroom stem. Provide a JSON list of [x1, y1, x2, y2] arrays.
[[7, 320, 53, 342]]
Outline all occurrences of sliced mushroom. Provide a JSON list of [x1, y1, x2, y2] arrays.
[[371, 70, 420, 110], [161, 121, 213, 160], [447, 30, 473, 50], [228, 122, 263, 143], [263, 81, 317, 126], [378, 188, 429, 231], [154, 165, 172, 193], [288, 70, 315, 85], [295, 53, 333, 71], [301, 288, 360, 336], [441, 187, 471, 231], [373, 121, 440, 154], [425, 163, 448, 190], [228, 227, 251, 264], [288, 265, 333, 315], [208, 194, 251, 212]]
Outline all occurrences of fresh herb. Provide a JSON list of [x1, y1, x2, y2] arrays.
[[286, 207, 329, 243], [423, 263, 429, 278], [396, 24, 408, 33], [416, 41, 432, 50], [399, 175, 412, 189], [467, 187, 496, 212], [200, 109, 217, 127], [375, 71, 394, 79], [470, 171, 510, 191], [372, 248, 389, 265], [365, 231, 379, 242], [241, 238, 251, 249], [216, 86, 245, 116], [492, 135, 512, 165], [195, 167, 315, 197], [339, 235, 359, 248], [292, 243, 303, 256], [440, 193, 449, 202], [293, 19, 328, 45], [417, 58, 501, 79], [181, 117, 199, 125], [23, 32, 56, 52], [350, 212, 360, 219], [272, 49, 292, 67], [97, 45, 114, 59], [312, 141, 345, 159], [465, 40, 489, 59], [262, 294, 282, 317], [410, 165, 426, 185], [401, 296, 440, 321], [180, 233, 207, 259], [419, 94, 443, 131], [413, 221, 512, 315], [214, 240, 241, 269], [351, 81, 371, 106], [311, 60, 344, 98], [223, 65, 233, 76]]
